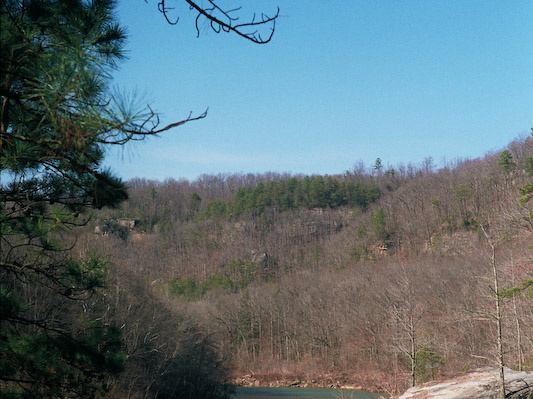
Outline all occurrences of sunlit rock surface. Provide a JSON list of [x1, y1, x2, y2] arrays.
[[396, 368, 533, 399]]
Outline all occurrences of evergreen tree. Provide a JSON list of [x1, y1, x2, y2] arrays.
[[373, 157, 383, 175], [520, 133, 533, 205], [498, 149, 516, 173], [0, 1, 185, 396], [524, 156, 533, 177]]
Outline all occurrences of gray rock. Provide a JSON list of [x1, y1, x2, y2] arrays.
[[396, 368, 533, 399]]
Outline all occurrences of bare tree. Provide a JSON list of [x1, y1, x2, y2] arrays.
[[477, 221, 506, 399], [382, 266, 425, 388]]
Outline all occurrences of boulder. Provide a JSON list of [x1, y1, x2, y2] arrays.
[[396, 368, 533, 399]]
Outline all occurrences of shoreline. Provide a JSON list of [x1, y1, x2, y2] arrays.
[[231, 373, 379, 392]]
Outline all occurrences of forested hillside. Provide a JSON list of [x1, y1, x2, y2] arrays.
[[80, 135, 533, 394]]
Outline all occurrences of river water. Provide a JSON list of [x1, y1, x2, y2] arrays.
[[233, 387, 383, 399]]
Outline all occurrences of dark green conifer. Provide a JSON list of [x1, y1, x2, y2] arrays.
[[0, 1, 153, 396], [498, 149, 516, 173]]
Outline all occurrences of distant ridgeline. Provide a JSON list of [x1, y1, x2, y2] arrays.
[[197, 175, 380, 220]]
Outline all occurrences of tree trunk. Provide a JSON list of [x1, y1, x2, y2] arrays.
[[512, 296, 523, 371], [485, 228, 506, 399], [410, 313, 416, 388]]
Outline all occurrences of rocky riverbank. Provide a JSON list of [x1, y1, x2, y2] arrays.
[[233, 368, 533, 398], [394, 367, 533, 399], [232, 372, 381, 391]]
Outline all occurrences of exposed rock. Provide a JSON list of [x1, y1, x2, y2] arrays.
[[396, 368, 533, 399], [232, 370, 393, 393], [94, 218, 139, 239], [342, 385, 364, 391]]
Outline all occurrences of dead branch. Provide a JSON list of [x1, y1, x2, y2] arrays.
[[153, 0, 279, 44]]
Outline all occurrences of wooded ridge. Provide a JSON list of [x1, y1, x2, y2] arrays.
[[83, 135, 533, 395]]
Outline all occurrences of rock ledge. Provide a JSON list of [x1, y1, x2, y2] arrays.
[[396, 367, 533, 399]]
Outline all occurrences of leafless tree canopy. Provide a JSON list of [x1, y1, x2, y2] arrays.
[[153, 0, 279, 43], [85, 136, 533, 394]]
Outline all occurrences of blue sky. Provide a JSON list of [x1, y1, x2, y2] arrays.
[[106, 1, 533, 181]]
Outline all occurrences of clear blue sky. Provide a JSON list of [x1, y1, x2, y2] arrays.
[[106, 1, 533, 181]]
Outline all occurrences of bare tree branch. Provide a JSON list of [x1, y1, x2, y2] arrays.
[[142, 107, 208, 135], [153, 0, 279, 44]]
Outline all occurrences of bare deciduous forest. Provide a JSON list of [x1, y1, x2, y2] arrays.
[[83, 136, 533, 395]]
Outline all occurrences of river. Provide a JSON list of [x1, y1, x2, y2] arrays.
[[233, 387, 383, 399]]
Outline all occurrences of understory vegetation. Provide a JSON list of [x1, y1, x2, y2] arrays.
[[85, 135, 533, 394]]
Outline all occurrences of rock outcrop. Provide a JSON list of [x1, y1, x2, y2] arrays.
[[396, 368, 533, 399]]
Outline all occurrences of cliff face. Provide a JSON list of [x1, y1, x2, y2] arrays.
[[396, 368, 533, 399]]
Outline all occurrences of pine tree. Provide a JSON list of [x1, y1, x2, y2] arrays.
[[498, 149, 516, 173], [0, 1, 157, 396]]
